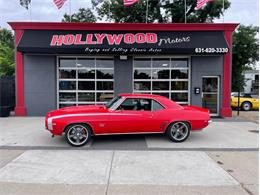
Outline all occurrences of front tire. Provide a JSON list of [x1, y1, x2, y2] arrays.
[[241, 102, 252, 111], [65, 124, 91, 147], [166, 121, 190, 142]]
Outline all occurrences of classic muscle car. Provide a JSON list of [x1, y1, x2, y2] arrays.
[[45, 94, 211, 146]]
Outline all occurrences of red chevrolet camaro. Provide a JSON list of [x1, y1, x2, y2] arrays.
[[45, 94, 211, 146]]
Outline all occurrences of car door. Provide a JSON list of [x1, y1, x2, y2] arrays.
[[251, 95, 259, 109], [106, 98, 160, 134]]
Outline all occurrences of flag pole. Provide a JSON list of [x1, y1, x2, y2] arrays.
[[108, 0, 111, 21], [29, 1, 32, 22], [145, 0, 149, 23], [222, 0, 224, 23], [184, 0, 187, 23], [69, 0, 72, 22]]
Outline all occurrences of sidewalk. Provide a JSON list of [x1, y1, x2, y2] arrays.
[[0, 117, 258, 195]]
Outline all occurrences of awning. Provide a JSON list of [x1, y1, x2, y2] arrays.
[[17, 30, 229, 55]]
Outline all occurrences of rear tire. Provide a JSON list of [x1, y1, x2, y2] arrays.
[[241, 102, 252, 111], [166, 121, 190, 142], [65, 124, 92, 147]]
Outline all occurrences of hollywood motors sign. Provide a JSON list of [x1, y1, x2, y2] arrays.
[[50, 33, 158, 46]]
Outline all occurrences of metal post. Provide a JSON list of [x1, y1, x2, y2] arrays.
[[237, 85, 240, 116], [69, 0, 72, 22], [145, 0, 149, 23], [222, 0, 225, 23], [29, 2, 32, 22], [108, 0, 111, 21]]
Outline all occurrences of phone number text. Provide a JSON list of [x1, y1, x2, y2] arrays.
[[195, 48, 228, 53]]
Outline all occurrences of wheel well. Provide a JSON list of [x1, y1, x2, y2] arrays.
[[64, 123, 94, 135], [164, 121, 191, 133], [241, 101, 252, 107]]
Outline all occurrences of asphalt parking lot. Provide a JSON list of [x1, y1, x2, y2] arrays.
[[0, 115, 258, 195]]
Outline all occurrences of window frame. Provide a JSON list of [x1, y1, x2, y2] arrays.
[[133, 56, 190, 105], [57, 56, 114, 108]]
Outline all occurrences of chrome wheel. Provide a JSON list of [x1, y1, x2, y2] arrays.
[[66, 124, 90, 146], [242, 102, 251, 111], [167, 121, 190, 142]]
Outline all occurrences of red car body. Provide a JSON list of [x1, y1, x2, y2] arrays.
[[45, 94, 211, 137]]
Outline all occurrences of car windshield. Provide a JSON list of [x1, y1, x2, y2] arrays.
[[105, 96, 121, 109]]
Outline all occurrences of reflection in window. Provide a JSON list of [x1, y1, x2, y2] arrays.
[[171, 81, 188, 90], [152, 82, 169, 90], [78, 69, 95, 79], [59, 104, 76, 108], [171, 70, 188, 79], [78, 81, 95, 90], [59, 59, 76, 68], [153, 93, 169, 98], [97, 81, 113, 90], [58, 57, 114, 107], [171, 93, 188, 102], [171, 59, 188, 68], [134, 81, 151, 90], [134, 59, 151, 68], [78, 93, 95, 102], [77, 58, 95, 68], [134, 69, 151, 79], [134, 58, 189, 104], [152, 59, 170, 68], [96, 59, 114, 68], [97, 93, 114, 102], [59, 81, 76, 90], [97, 69, 114, 79], [59, 70, 76, 79], [152, 69, 169, 79], [59, 93, 76, 102]]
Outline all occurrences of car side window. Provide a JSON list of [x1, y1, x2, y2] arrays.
[[152, 100, 164, 111], [117, 98, 152, 111], [118, 98, 139, 110]]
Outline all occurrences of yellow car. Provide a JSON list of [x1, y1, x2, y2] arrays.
[[231, 93, 259, 111]]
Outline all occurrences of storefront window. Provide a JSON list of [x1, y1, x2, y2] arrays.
[[58, 57, 114, 108], [133, 57, 189, 104]]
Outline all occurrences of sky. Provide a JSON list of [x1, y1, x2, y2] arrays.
[[0, 0, 259, 29]]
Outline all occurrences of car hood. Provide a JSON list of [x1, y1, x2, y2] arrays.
[[46, 105, 108, 117]]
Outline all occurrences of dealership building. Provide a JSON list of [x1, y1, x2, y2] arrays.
[[9, 22, 238, 117]]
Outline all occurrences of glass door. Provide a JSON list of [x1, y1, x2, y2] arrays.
[[202, 76, 220, 116]]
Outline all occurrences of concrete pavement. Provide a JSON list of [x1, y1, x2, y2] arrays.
[[0, 117, 258, 195], [0, 117, 258, 149]]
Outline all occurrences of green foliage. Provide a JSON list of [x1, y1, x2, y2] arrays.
[[0, 28, 15, 77], [0, 45, 15, 77], [232, 25, 259, 91], [0, 28, 14, 49], [96, 0, 230, 23], [62, 8, 97, 22]]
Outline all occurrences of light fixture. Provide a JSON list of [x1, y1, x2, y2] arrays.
[[120, 55, 128, 60]]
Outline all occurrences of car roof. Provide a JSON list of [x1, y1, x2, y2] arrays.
[[119, 93, 163, 98]]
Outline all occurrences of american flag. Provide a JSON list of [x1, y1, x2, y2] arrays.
[[195, 0, 213, 10], [124, 0, 139, 6], [53, 0, 67, 9]]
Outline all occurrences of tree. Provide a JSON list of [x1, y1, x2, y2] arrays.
[[232, 25, 259, 92], [0, 28, 14, 49], [0, 45, 15, 77], [97, 0, 230, 23], [62, 8, 97, 22], [0, 28, 15, 77]]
